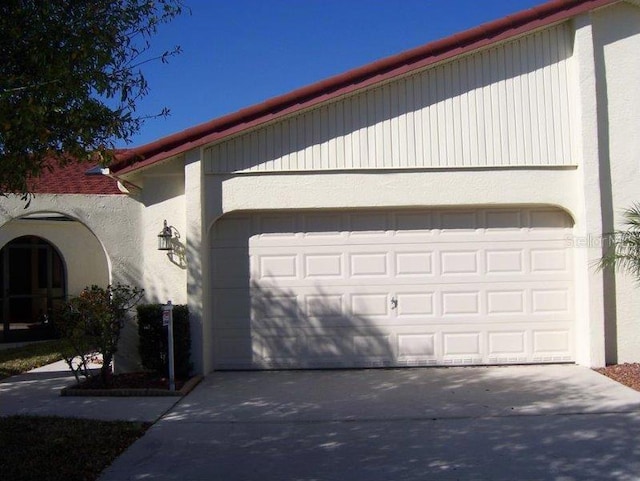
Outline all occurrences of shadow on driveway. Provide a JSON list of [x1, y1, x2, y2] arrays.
[[100, 365, 640, 480]]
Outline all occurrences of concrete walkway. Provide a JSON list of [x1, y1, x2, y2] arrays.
[[100, 365, 640, 481], [0, 360, 179, 422]]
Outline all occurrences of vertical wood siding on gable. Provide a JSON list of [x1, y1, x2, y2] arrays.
[[204, 23, 574, 174]]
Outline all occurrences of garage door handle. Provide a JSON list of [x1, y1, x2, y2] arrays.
[[391, 297, 398, 310]]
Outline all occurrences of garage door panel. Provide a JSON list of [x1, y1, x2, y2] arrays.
[[249, 245, 573, 288], [530, 248, 570, 273], [397, 334, 437, 359], [485, 209, 524, 229], [210, 216, 252, 247], [256, 254, 299, 280], [442, 332, 482, 361], [354, 335, 393, 358], [247, 230, 571, 248], [305, 294, 344, 318], [244, 286, 393, 329], [213, 334, 253, 366], [440, 250, 480, 275], [211, 248, 250, 287], [216, 209, 574, 247], [212, 324, 574, 368], [257, 213, 297, 237], [395, 292, 435, 317], [305, 335, 356, 359], [217, 285, 574, 328], [350, 293, 389, 317], [532, 329, 573, 361], [349, 212, 391, 234], [485, 249, 524, 274], [349, 252, 390, 278], [529, 209, 573, 229], [213, 290, 251, 324], [252, 293, 301, 320], [211, 208, 575, 369], [486, 290, 526, 315], [304, 253, 344, 279], [250, 232, 574, 247], [531, 288, 572, 315], [395, 251, 434, 277], [441, 291, 481, 316], [438, 210, 480, 231], [255, 334, 305, 361], [301, 212, 344, 233], [220, 329, 396, 368], [488, 331, 527, 356], [394, 212, 435, 232]]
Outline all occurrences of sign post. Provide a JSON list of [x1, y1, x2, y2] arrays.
[[162, 300, 175, 391]]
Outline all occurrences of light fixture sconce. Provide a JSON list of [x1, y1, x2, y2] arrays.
[[157, 220, 174, 251]]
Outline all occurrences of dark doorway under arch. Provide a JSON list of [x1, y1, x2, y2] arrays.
[[0, 236, 66, 342]]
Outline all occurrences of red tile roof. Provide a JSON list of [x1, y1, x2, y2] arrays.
[[112, 0, 618, 175], [28, 161, 122, 194]]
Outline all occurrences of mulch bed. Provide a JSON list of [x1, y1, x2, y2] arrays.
[[595, 363, 640, 392], [74, 372, 188, 390], [61, 372, 202, 397]]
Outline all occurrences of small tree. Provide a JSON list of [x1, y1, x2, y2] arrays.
[[57, 284, 144, 385], [0, 1, 186, 195], [598, 203, 640, 281]]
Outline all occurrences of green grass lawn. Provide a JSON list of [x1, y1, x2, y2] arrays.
[[0, 416, 149, 481], [1, 344, 149, 481], [0, 340, 71, 380]]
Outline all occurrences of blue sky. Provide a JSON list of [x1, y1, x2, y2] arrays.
[[124, 0, 545, 147]]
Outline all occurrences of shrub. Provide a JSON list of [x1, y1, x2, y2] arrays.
[[137, 304, 192, 378], [598, 202, 640, 281], [56, 284, 144, 385]]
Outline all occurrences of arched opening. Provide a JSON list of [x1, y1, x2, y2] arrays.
[[0, 236, 66, 342]]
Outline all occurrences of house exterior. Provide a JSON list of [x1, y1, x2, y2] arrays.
[[0, 163, 142, 359], [1, 0, 639, 373]]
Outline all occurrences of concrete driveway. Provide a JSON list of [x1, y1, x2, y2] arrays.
[[100, 365, 640, 481]]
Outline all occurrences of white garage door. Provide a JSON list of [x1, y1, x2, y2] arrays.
[[211, 208, 574, 369]]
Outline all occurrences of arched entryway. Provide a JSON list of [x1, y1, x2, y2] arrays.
[[0, 236, 66, 342]]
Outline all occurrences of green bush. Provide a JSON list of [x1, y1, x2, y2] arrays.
[[57, 284, 144, 385], [137, 304, 192, 378]]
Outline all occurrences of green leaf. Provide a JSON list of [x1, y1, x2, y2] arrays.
[[0, 0, 187, 193]]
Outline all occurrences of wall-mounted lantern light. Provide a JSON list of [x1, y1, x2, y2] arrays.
[[157, 220, 174, 251]]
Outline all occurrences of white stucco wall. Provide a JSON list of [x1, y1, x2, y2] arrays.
[[0, 193, 144, 371], [205, 169, 580, 227], [0, 194, 143, 286], [594, 3, 640, 363], [184, 150, 208, 374], [135, 157, 188, 305], [568, 13, 609, 368], [123, 155, 197, 369]]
